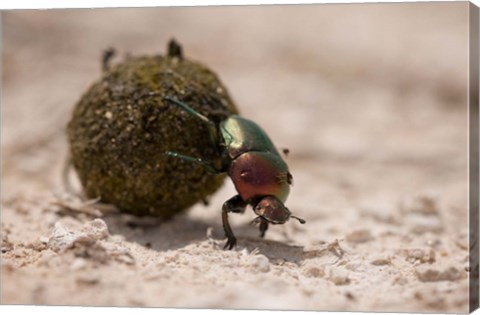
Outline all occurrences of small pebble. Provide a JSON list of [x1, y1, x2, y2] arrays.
[[37, 250, 57, 267], [415, 265, 464, 282], [408, 214, 443, 234], [76, 273, 100, 285], [400, 195, 439, 215], [248, 254, 270, 273], [393, 276, 408, 285], [345, 292, 355, 300], [402, 248, 436, 264], [1, 233, 13, 253], [112, 250, 136, 265], [303, 266, 325, 278], [82, 219, 109, 240], [47, 222, 93, 252], [70, 258, 87, 271], [361, 203, 399, 224], [25, 240, 47, 251], [345, 262, 367, 272], [328, 269, 351, 285], [346, 229, 373, 243], [370, 255, 391, 266], [105, 111, 113, 119], [47, 219, 108, 253]]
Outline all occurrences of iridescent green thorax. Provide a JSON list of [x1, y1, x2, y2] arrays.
[[220, 116, 280, 159], [220, 115, 290, 203]]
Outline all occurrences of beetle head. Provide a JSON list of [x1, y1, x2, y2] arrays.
[[253, 196, 305, 225]]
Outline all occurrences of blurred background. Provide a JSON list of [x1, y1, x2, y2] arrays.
[[1, 3, 471, 312]]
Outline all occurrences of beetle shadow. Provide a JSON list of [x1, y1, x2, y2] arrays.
[[102, 212, 330, 265], [232, 237, 342, 265], [101, 211, 272, 252], [102, 213, 220, 252], [238, 237, 307, 263]]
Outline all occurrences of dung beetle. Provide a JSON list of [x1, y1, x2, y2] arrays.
[[164, 97, 306, 249]]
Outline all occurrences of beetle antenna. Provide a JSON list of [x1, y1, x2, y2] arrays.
[[102, 47, 116, 72], [291, 215, 306, 224]]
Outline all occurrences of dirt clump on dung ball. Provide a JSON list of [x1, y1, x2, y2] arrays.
[[67, 40, 238, 217]]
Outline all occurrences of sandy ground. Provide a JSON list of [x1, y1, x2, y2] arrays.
[[0, 3, 473, 312]]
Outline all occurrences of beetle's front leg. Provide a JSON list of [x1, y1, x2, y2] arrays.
[[259, 218, 269, 238], [222, 195, 246, 250]]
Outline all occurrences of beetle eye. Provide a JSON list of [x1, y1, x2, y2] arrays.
[[253, 205, 265, 216]]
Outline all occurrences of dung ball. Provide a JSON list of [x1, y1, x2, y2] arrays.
[[67, 40, 238, 217]]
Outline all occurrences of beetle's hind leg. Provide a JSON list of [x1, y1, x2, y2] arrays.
[[165, 151, 221, 174], [222, 195, 247, 250], [259, 218, 269, 238], [102, 47, 116, 72], [163, 96, 219, 148]]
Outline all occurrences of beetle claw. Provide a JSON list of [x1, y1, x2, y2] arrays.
[[224, 237, 237, 250], [259, 218, 269, 238]]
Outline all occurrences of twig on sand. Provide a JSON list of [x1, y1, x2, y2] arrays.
[[327, 239, 345, 259], [51, 196, 118, 218], [303, 239, 346, 263]]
